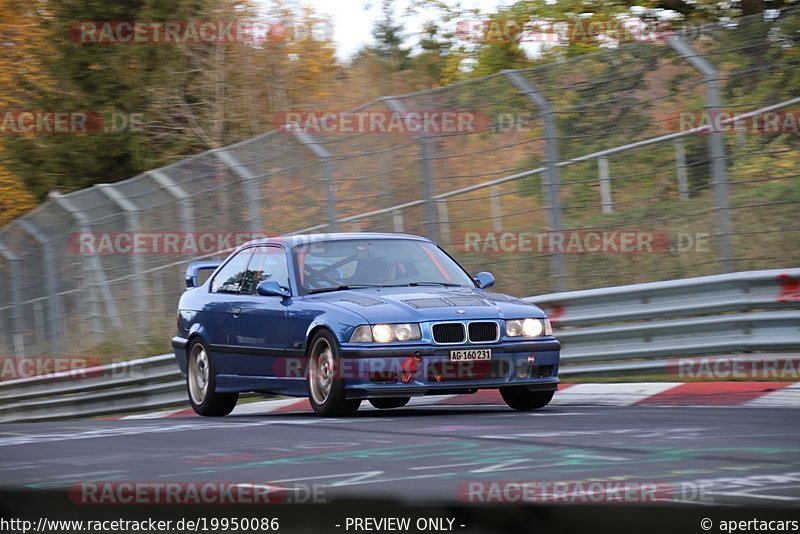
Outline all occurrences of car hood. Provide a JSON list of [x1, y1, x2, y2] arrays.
[[304, 286, 546, 323]]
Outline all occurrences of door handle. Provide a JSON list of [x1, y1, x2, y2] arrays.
[[231, 307, 242, 317]]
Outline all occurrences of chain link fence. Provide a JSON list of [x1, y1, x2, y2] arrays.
[[1, 9, 799, 360]]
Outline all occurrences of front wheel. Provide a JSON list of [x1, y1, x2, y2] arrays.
[[369, 397, 411, 409], [307, 330, 361, 417], [187, 340, 238, 416], [500, 387, 554, 411]]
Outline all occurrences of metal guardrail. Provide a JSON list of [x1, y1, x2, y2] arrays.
[[525, 268, 800, 373], [0, 268, 798, 422], [0, 355, 185, 423]]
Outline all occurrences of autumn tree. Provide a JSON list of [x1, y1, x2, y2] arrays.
[[2, 0, 259, 199], [0, 0, 47, 219]]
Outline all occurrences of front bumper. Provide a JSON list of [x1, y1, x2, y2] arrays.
[[339, 339, 560, 400]]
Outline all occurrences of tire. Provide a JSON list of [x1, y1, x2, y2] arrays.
[[369, 397, 411, 410], [500, 387, 555, 411], [307, 330, 361, 417], [187, 339, 238, 417]]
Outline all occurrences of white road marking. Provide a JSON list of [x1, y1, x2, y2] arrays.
[[745, 382, 800, 407], [409, 462, 480, 471], [0, 419, 323, 447], [550, 382, 682, 406], [120, 409, 188, 419], [231, 398, 308, 415]]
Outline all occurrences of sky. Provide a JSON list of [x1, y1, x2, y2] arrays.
[[261, 0, 511, 61]]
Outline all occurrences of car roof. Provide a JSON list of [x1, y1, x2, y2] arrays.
[[239, 232, 431, 250]]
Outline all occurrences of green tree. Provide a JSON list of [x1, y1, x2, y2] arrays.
[[370, 0, 411, 71]]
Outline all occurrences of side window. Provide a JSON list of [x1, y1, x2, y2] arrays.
[[210, 249, 253, 294], [242, 246, 290, 295]]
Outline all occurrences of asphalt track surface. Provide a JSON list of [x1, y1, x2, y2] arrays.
[[1, 403, 799, 507]]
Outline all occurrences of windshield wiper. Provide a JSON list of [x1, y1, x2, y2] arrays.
[[307, 284, 383, 294], [391, 282, 464, 287]]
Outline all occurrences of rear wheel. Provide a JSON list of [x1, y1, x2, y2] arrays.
[[369, 397, 411, 409], [500, 387, 554, 411], [308, 330, 361, 417], [187, 340, 238, 416]]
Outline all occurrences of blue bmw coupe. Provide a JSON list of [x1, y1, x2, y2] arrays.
[[172, 233, 561, 417]]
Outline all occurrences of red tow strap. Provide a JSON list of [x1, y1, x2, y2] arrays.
[[400, 354, 421, 383]]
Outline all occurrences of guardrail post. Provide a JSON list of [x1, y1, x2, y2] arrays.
[[212, 151, 261, 234], [17, 218, 64, 354], [667, 36, 733, 272], [50, 192, 122, 333], [0, 239, 24, 359], [148, 170, 195, 234], [289, 128, 336, 232], [383, 98, 438, 241], [674, 139, 690, 201], [504, 71, 566, 291], [598, 157, 613, 214], [97, 184, 148, 335]]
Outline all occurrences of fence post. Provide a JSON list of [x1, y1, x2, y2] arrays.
[[392, 210, 404, 233], [667, 36, 733, 273], [50, 192, 122, 334], [490, 186, 503, 232], [97, 184, 148, 335], [289, 129, 336, 232], [504, 70, 566, 292], [598, 157, 613, 214], [437, 201, 451, 245], [383, 98, 438, 241], [149, 170, 195, 234], [212, 151, 262, 234], [674, 139, 690, 201], [17, 217, 64, 355], [0, 239, 24, 359]]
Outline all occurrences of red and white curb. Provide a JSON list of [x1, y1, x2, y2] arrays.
[[114, 382, 800, 420]]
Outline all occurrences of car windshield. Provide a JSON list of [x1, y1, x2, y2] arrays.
[[293, 239, 474, 294]]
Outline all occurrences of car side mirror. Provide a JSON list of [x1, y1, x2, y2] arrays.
[[256, 281, 290, 298], [185, 261, 222, 289], [473, 272, 495, 289]]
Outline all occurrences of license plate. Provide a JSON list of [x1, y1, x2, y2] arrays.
[[450, 349, 492, 362]]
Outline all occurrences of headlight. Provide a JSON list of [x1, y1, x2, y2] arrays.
[[350, 325, 373, 343], [505, 318, 546, 338], [350, 323, 421, 343]]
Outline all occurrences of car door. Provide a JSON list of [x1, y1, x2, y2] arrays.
[[223, 245, 290, 377], [203, 247, 254, 351]]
